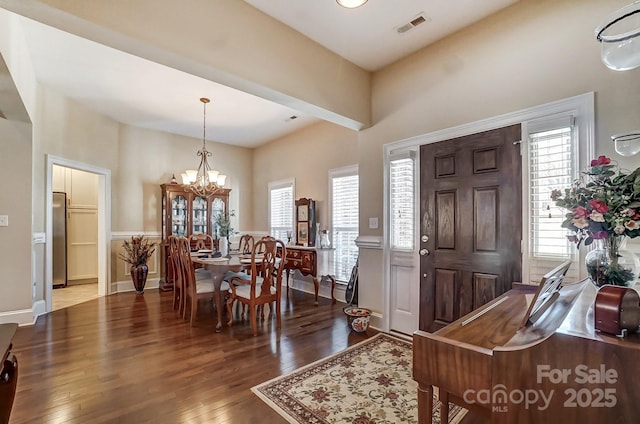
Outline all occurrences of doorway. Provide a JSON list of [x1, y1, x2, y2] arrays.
[[45, 155, 111, 313], [383, 93, 594, 336]]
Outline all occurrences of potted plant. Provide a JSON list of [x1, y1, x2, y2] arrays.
[[214, 211, 235, 257], [119, 235, 157, 294]]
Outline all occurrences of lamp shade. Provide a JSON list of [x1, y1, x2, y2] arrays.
[[216, 174, 227, 186], [185, 170, 198, 183]]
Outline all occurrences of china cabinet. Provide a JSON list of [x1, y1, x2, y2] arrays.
[[160, 183, 230, 289]]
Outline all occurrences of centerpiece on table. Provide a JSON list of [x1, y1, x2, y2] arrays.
[[119, 235, 157, 294], [551, 155, 640, 287], [214, 210, 235, 258]]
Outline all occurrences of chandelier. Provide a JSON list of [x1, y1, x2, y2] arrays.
[[181, 97, 226, 197]]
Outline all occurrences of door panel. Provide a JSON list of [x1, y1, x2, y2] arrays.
[[420, 124, 522, 332]]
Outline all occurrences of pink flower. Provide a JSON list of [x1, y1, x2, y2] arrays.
[[589, 212, 605, 222], [625, 220, 640, 231], [572, 206, 589, 219], [589, 200, 609, 213], [590, 156, 611, 166]]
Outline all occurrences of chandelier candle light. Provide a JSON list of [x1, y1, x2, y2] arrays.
[[181, 97, 226, 197]]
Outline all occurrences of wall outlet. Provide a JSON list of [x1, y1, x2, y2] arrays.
[[369, 217, 378, 229], [0, 215, 8, 227]]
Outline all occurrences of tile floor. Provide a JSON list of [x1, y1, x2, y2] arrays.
[[52, 283, 100, 311]]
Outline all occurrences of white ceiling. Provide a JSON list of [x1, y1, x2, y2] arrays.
[[12, 0, 519, 148]]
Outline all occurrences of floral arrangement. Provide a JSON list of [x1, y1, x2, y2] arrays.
[[214, 210, 235, 238], [551, 156, 640, 286], [119, 235, 157, 267], [551, 155, 640, 247]]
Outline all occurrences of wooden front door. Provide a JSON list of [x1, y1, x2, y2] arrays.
[[419, 124, 522, 332]]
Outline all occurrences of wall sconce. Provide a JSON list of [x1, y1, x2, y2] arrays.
[[595, 1, 640, 71], [612, 132, 640, 156]]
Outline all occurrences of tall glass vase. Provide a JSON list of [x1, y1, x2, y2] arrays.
[[585, 235, 640, 287]]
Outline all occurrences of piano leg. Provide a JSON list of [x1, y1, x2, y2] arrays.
[[440, 390, 450, 423], [417, 383, 434, 424]]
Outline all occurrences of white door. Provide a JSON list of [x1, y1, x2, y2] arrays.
[[388, 154, 420, 335]]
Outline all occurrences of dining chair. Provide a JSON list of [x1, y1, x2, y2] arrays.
[[178, 237, 230, 326], [238, 234, 255, 255], [168, 235, 184, 313], [190, 233, 214, 252], [226, 238, 286, 336]]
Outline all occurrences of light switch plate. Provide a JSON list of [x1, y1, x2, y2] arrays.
[[0, 215, 8, 227], [369, 217, 378, 229]]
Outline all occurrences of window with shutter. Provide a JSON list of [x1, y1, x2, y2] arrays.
[[390, 157, 415, 250], [330, 166, 359, 282], [268, 179, 294, 241], [526, 117, 579, 283]]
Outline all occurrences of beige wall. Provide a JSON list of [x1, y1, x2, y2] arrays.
[[253, 121, 359, 231], [0, 119, 32, 312]]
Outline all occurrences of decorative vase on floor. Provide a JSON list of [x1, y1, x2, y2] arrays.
[[130, 264, 149, 294], [585, 236, 640, 288]]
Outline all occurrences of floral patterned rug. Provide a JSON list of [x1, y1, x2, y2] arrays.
[[251, 333, 467, 424]]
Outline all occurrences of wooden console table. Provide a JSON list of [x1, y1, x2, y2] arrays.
[[283, 246, 336, 304], [0, 323, 18, 424]]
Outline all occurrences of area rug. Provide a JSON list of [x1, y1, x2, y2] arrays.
[[251, 333, 467, 424]]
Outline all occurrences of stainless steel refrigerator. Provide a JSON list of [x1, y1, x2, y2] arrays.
[[52, 192, 67, 288]]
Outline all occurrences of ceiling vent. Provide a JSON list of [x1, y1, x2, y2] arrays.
[[396, 14, 429, 34]]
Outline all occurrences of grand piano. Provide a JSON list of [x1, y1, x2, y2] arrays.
[[413, 270, 640, 423]]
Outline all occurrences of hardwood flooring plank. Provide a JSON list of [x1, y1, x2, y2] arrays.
[[9, 289, 370, 423]]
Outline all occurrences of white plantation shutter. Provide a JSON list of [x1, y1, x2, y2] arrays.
[[390, 157, 415, 250], [269, 181, 293, 241], [527, 117, 579, 283], [330, 167, 359, 282]]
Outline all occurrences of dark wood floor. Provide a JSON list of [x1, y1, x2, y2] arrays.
[[10, 289, 372, 423], [10, 288, 486, 424]]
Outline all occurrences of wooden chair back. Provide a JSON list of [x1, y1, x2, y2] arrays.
[[238, 234, 255, 255], [168, 235, 184, 312], [190, 233, 214, 251]]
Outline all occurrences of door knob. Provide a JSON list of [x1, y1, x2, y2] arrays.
[[419, 249, 430, 256]]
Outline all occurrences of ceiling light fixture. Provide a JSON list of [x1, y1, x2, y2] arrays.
[[595, 0, 640, 71], [612, 132, 640, 156], [336, 0, 368, 9], [181, 98, 226, 197]]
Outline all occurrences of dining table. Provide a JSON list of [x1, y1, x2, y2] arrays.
[[191, 255, 251, 332]]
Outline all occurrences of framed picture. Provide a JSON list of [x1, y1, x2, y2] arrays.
[[297, 204, 308, 222], [297, 222, 309, 246]]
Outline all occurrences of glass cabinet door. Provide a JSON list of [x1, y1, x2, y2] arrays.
[[211, 197, 225, 237], [171, 194, 188, 237], [192, 195, 208, 235]]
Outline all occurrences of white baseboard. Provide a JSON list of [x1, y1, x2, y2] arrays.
[[0, 308, 36, 326]]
